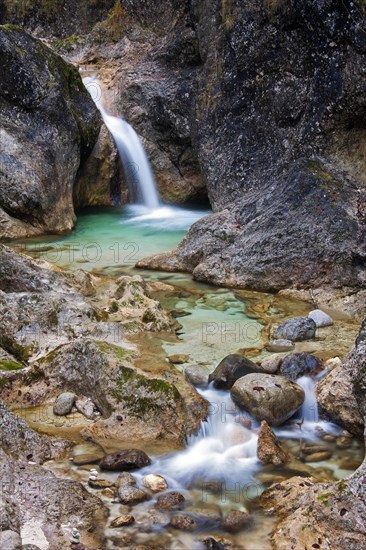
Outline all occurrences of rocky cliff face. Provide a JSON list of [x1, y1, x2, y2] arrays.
[[2, 1, 366, 285], [0, 25, 101, 239]]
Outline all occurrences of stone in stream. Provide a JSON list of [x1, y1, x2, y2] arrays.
[[143, 474, 168, 492], [231, 373, 305, 426], [170, 513, 198, 530], [259, 354, 283, 374], [110, 515, 135, 528], [273, 317, 316, 342], [201, 536, 235, 549], [116, 471, 137, 488], [184, 365, 209, 387], [279, 353, 323, 381], [208, 354, 264, 390], [266, 339, 295, 352], [118, 486, 150, 505], [53, 392, 76, 416], [169, 354, 190, 364], [155, 491, 186, 510], [257, 421, 290, 465], [99, 449, 151, 471], [88, 478, 114, 490], [222, 510, 252, 533], [304, 451, 332, 462], [308, 309, 334, 327]]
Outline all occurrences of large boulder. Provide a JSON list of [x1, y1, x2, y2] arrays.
[[0, 25, 100, 239], [100, 449, 151, 471], [208, 354, 263, 389], [230, 373, 305, 426]]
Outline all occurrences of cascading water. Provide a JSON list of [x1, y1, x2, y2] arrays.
[[82, 75, 160, 210], [136, 386, 260, 495]]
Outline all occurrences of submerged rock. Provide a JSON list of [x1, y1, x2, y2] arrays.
[[257, 421, 290, 465], [208, 354, 263, 390], [279, 353, 323, 381], [184, 365, 209, 387], [118, 486, 150, 505], [273, 317, 317, 342], [222, 510, 252, 533], [100, 449, 151, 471], [170, 513, 198, 531], [231, 374, 305, 426], [110, 515, 135, 528]]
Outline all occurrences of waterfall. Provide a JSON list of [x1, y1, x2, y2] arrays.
[[296, 375, 319, 424], [82, 76, 160, 210], [136, 386, 260, 492]]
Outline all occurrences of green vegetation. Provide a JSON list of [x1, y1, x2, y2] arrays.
[[317, 492, 334, 506], [0, 360, 24, 371], [4, 0, 63, 18]]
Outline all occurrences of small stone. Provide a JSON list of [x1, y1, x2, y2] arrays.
[[201, 536, 235, 549], [222, 510, 252, 533], [156, 491, 186, 510], [88, 478, 114, 489], [142, 474, 168, 493], [110, 515, 135, 528], [170, 513, 198, 530], [273, 317, 316, 342], [53, 392, 76, 416], [259, 355, 283, 373], [118, 486, 150, 505], [325, 357, 342, 371], [100, 449, 151, 471], [308, 309, 333, 327], [116, 472, 137, 488], [279, 353, 323, 381], [70, 545, 86, 550], [168, 354, 190, 364], [184, 365, 209, 387], [336, 436, 353, 449], [304, 451, 332, 462], [101, 487, 117, 498], [266, 339, 295, 352]]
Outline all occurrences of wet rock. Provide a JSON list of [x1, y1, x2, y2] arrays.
[[100, 449, 151, 471], [169, 354, 190, 364], [274, 317, 317, 342], [336, 436, 353, 449], [184, 365, 209, 387], [155, 491, 186, 510], [257, 421, 290, 465], [88, 478, 114, 490], [142, 474, 168, 493], [279, 353, 323, 381], [101, 487, 117, 499], [258, 355, 283, 374], [304, 451, 332, 462], [170, 513, 198, 530], [53, 392, 77, 416], [308, 309, 334, 328], [265, 339, 295, 353], [208, 354, 263, 390], [201, 535, 236, 549], [118, 486, 150, 505], [231, 373, 305, 426], [324, 357, 342, 371], [116, 472, 137, 488], [110, 515, 135, 528], [222, 510, 252, 533], [74, 396, 98, 419]]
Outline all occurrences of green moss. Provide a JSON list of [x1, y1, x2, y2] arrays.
[[111, 365, 181, 417], [142, 310, 156, 323], [110, 301, 119, 313], [0, 376, 8, 389], [337, 480, 348, 494], [0, 360, 24, 371], [90, 0, 127, 44], [317, 492, 334, 506]]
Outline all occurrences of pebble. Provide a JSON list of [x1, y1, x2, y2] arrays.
[[110, 515, 135, 528], [222, 510, 252, 533], [155, 491, 186, 510], [142, 474, 168, 493], [170, 513, 198, 531], [53, 392, 76, 416], [88, 478, 114, 489], [266, 339, 294, 352], [304, 451, 332, 462], [118, 486, 150, 505]]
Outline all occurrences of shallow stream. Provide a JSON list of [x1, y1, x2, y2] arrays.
[[10, 205, 364, 549]]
